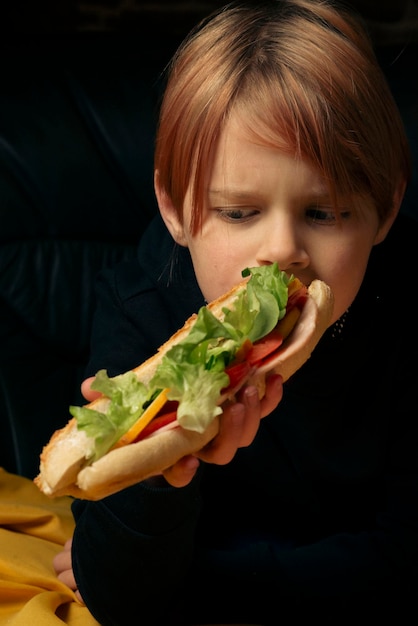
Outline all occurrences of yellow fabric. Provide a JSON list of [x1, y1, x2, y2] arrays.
[[0, 468, 99, 626]]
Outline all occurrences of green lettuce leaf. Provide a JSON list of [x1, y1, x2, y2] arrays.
[[152, 360, 228, 432], [70, 370, 156, 460]]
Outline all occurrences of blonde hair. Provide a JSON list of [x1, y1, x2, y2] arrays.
[[154, 0, 411, 232]]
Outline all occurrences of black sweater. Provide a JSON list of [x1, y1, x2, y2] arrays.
[[72, 212, 418, 625]]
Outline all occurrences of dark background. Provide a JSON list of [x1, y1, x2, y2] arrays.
[[1, 0, 418, 45]]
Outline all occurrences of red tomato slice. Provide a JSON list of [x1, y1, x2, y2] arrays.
[[134, 409, 178, 442], [246, 327, 284, 366], [223, 360, 252, 392]]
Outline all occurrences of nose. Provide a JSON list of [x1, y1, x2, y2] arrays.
[[256, 212, 309, 272]]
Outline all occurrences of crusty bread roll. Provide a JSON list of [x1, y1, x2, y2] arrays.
[[34, 277, 333, 500]]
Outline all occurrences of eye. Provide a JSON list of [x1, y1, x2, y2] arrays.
[[216, 207, 260, 223], [306, 206, 351, 225]]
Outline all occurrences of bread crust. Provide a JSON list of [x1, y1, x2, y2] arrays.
[[35, 277, 333, 500]]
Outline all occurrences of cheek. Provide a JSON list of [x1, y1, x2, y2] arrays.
[[193, 251, 245, 302], [187, 235, 250, 302]]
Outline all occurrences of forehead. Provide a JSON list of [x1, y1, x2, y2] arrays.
[[210, 114, 329, 197]]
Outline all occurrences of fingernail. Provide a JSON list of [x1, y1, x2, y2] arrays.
[[244, 386, 259, 405], [270, 373, 283, 388], [186, 456, 200, 472], [230, 402, 244, 425]]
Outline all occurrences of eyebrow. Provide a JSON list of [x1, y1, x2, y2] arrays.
[[208, 187, 261, 201], [208, 187, 254, 198], [208, 185, 331, 202]]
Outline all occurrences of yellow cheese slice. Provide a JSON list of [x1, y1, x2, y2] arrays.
[[287, 276, 303, 296], [112, 388, 170, 448], [275, 307, 301, 340]]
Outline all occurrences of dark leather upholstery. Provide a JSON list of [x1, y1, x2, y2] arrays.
[[0, 35, 416, 479]]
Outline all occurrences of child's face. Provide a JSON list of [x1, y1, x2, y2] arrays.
[[166, 114, 393, 325]]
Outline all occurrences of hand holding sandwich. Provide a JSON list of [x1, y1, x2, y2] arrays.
[[79, 358, 284, 488]]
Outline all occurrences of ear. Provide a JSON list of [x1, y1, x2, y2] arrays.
[[154, 170, 188, 246], [374, 177, 407, 245]]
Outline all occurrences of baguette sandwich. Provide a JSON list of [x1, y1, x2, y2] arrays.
[[35, 263, 334, 500]]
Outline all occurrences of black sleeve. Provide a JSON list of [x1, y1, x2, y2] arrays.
[[71, 478, 204, 626]]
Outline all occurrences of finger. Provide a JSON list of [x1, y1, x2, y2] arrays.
[[53, 538, 73, 575], [196, 401, 246, 465], [57, 568, 78, 591], [161, 455, 200, 488], [57, 569, 85, 605], [259, 373, 283, 418], [237, 374, 283, 447], [52, 537, 85, 604], [236, 385, 264, 447], [80, 377, 102, 402], [75, 589, 85, 605], [53, 550, 72, 575]]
